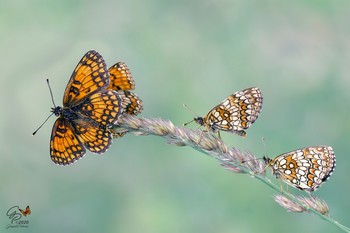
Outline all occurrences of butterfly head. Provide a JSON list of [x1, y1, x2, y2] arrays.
[[194, 117, 204, 126], [262, 156, 273, 169], [183, 104, 203, 127], [51, 106, 62, 117]]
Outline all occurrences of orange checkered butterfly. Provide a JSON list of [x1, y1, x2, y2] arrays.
[[108, 62, 143, 137], [263, 146, 336, 192], [108, 62, 143, 116], [185, 87, 263, 138], [19, 206, 31, 217], [33, 50, 123, 165]]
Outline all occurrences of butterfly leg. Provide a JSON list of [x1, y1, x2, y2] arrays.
[[278, 179, 285, 193], [217, 131, 221, 139], [196, 129, 211, 145], [197, 130, 205, 145]]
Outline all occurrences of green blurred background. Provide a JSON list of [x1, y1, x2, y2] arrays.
[[1, 0, 349, 232]]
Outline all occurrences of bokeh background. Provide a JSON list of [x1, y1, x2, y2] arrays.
[[1, 1, 350, 232]]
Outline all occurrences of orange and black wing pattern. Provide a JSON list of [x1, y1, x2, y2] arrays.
[[73, 122, 112, 153], [107, 61, 143, 138], [202, 87, 263, 137], [107, 62, 143, 115], [118, 91, 143, 115], [71, 90, 121, 153], [50, 118, 86, 165], [19, 206, 31, 217], [76, 90, 122, 126], [265, 146, 336, 192], [108, 62, 135, 91], [63, 50, 110, 107], [112, 91, 143, 138], [47, 51, 129, 165]]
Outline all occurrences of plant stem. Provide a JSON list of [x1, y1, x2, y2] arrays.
[[113, 114, 350, 233]]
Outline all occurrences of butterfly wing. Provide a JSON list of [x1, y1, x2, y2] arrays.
[[271, 146, 336, 191], [63, 50, 110, 107], [19, 206, 30, 216], [108, 62, 143, 114], [204, 90, 251, 135], [50, 118, 86, 165], [74, 90, 122, 126], [306, 146, 335, 181], [24, 206, 31, 216], [297, 146, 335, 191], [204, 103, 233, 132], [117, 91, 143, 115], [70, 89, 122, 153], [107, 62, 142, 138], [108, 62, 135, 91], [72, 122, 113, 154], [269, 152, 301, 190], [111, 91, 143, 138], [242, 87, 263, 124], [202, 88, 263, 136]]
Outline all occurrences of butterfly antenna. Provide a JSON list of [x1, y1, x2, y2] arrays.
[[183, 104, 199, 117], [47, 79, 56, 108], [32, 79, 56, 136], [183, 119, 195, 126], [241, 139, 268, 164], [261, 136, 269, 158], [183, 104, 199, 126], [32, 112, 55, 135]]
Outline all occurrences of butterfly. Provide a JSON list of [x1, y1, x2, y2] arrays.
[[19, 206, 31, 217], [263, 146, 336, 192], [108, 62, 143, 116], [188, 87, 263, 138], [49, 50, 123, 165], [108, 62, 143, 137]]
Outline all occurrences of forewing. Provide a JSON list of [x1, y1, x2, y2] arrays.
[[204, 103, 233, 132], [205, 91, 251, 135], [63, 50, 110, 107], [74, 90, 122, 126], [50, 118, 86, 165], [108, 62, 135, 91], [271, 152, 301, 190]]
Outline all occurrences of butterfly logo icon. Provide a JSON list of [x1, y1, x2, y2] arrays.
[[19, 206, 31, 217]]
